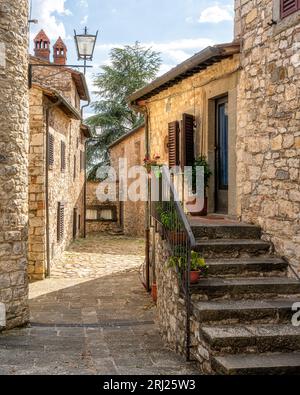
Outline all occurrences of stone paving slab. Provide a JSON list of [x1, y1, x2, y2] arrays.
[[0, 234, 198, 375]]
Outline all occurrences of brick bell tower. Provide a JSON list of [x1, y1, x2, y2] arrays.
[[53, 37, 67, 65], [34, 30, 51, 61]]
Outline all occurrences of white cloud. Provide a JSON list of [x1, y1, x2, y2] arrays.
[[80, 15, 89, 25], [30, 0, 71, 41], [96, 37, 215, 63], [199, 5, 234, 24]]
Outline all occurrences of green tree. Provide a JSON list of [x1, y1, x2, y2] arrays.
[[86, 42, 161, 180]]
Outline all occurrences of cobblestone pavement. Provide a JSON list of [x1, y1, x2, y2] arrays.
[[0, 234, 198, 375]]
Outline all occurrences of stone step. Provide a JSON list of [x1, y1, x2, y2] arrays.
[[192, 224, 261, 240], [206, 257, 288, 277], [194, 239, 271, 258], [193, 299, 298, 324], [201, 324, 300, 354], [212, 352, 300, 375], [191, 277, 300, 300]]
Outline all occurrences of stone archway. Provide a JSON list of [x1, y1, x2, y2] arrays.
[[0, 0, 29, 330]]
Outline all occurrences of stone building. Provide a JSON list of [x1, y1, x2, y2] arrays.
[[86, 124, 145, 237], [129, 0, 300, 374], [0, 0, 29, 329], [28, 31, 91, 280]]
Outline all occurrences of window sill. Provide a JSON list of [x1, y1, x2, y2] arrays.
[[272, 10, 300, 36]]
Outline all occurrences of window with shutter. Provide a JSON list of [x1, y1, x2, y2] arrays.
[[61, 141, 66, 172], [181, 114, 195, 168], [74, 155, 77, 179], [80, 151, 85, 172], [281, 0, 300, 18], [48, 134, 54, 168], [57, 202, 65, 242], [168, 121, 180, 168]]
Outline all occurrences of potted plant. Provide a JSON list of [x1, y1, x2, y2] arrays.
[[159, 208, 187, 245], [168, 251, 208, 285], [187, 156, 212, 216]]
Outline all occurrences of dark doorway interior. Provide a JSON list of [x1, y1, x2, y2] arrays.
[[215, 97, 229, 214]]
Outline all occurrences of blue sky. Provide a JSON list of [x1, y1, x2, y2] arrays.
[[30, 0, 234, 116]]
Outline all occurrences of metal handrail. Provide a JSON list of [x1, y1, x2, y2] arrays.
[[151, 166, 196, 361], [161, 166, 196, 249]]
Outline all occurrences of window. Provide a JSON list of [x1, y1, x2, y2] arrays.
[[48, 133, 54, 168], [57, 202, 65, 242], [86, 206, 117, 222], [168, 121, 180, 168], [61, 141, 66, 172], [86, 209, 98, 220], [281, 0, 300, 18]]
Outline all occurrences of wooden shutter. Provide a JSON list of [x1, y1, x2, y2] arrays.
[[74, 155, 77, 179], [61, 141, 66, 172], [48, 134, 54, 168], [168, 121, 180, 168], [80, 151, 84, 172], [281, 0, 299, 18], [57, 202, 65, 242], [181, 114, 195, 167]]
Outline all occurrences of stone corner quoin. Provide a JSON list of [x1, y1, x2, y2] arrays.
[[0, 0, 30, 329]]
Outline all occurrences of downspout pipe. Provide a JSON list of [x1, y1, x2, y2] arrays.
[[45, 99, 62, 278], [130, 103, 151, 293]]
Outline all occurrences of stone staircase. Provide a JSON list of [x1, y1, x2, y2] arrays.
[[189, 218, 300, 375]]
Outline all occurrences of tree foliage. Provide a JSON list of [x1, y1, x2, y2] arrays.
[[86, 42, 161, 180]]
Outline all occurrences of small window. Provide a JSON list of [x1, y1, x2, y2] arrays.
[[86, 206, 117, 222], [57, 202, 65, 242], [86, 209, 98, 220], [99, 209, 113, 221], [280, 0, 300, 18], [48, 134, 54, 168]]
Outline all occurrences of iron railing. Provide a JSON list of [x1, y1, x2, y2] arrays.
[[151, 166, 196, 361]]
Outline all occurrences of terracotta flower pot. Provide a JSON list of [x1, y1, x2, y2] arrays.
[[167, 231, 187, 245], [190, 271, 200, 285], [151, 283, 157, 303]]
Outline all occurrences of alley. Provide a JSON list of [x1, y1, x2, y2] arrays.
[[0, 235, 197, 375]]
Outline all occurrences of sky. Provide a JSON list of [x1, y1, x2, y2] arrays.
[[29, 0, 235, 117]]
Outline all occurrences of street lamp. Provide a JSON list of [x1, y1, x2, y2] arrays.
[[74, 27, 98, 75]]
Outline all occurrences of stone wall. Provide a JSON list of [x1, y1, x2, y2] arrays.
[[0, 0, 29, 329], [110, 126, 146, 237], [154, 230, 212, 374], [28, 86, 86, 280], [86, 181, 119, 234], [235, 0, 300, 274]]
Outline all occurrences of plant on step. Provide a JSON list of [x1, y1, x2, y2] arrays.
[[168, 250, 208, 284]]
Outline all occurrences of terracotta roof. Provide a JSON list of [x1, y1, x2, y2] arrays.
[[109, 124, 145, 150], [29, 55, 90, 102], [128, 42, 241, 104], [32, 84, 81, 120], [34, 30, 50, 43], [53, 37, 67, 50]]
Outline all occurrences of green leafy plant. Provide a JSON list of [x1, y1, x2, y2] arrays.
[[168, 251, 208, 275], [192, 156, 213, 192]]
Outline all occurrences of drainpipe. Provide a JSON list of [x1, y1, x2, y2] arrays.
[[81, 100, 90, 239], [45, 99, 62, 278], [144, 109, 151, 293], [128, 102, 151, 293]]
